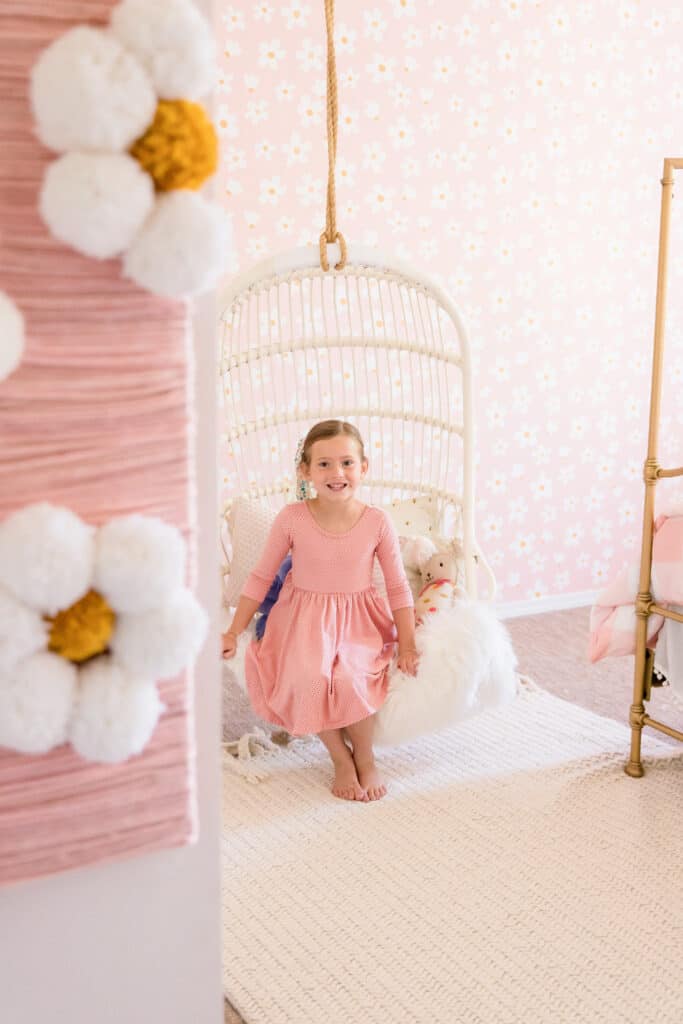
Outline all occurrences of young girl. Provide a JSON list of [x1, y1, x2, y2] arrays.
[[222, 419, 418, 802]]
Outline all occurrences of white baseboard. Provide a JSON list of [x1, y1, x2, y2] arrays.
[[495, 590, 598, 621]]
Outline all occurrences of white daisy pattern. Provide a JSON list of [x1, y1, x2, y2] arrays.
[[218, 2, 683, 603]]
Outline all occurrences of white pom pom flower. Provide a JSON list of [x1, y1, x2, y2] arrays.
[[40, 153, 155, 260], [0, 502, 94, 616], [0, 290, 25, 381], [93, 514, 186, 613], [30, 8, 232, 300], [30, 26, 156, 152], [69, 658, 164, 764], [122, 191, 233, 299], [123, 191, 234, 299], [0, 587, 48, 672], [0, 653, 77, 755], [112, 586, 209, 679], [0, 503, 207, 763], [111, 0, 215, 100]]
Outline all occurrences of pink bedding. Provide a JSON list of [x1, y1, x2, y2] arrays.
[[589, 511, 683, 662]]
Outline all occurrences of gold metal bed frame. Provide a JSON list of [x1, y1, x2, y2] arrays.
[[626, 157, 683, 777]]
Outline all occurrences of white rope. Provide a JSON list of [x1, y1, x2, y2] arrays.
[[222, 728, 284, 784]]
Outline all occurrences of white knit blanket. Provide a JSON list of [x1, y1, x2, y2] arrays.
[[222, 688, 683, 1024]]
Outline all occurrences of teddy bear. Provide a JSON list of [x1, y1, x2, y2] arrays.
[[400, 535, 466, 623], [415, 548, 466, 623]]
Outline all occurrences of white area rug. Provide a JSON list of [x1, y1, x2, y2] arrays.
[[222, 688, 683, 1024]]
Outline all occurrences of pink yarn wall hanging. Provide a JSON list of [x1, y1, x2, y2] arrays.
[[0, 1, 202, 887]]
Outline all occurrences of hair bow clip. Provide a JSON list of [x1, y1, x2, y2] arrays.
[[294, 436, 309, 501]]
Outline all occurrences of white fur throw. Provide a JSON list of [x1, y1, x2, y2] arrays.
[[224, 599, 517, 746], [374, 599, 518, 746]]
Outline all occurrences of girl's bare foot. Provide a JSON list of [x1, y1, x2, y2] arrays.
[[331, 751, 368, 801], [354, 758, 387, 801]]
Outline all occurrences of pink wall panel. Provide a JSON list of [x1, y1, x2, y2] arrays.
[[0, 1, 197, 886]]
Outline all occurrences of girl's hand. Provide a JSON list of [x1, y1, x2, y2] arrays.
[[397, 648, 419, 676], [222, 630, 238, 660]]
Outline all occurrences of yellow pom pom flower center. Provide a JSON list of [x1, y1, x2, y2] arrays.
[[47, 589, 115, 664], [130, 99, 219, 192]]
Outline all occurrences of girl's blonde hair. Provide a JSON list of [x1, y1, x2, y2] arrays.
[[299, 420, 366, 467]]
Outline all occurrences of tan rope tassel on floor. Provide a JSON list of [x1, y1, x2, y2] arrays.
[[319, 0, 347, 271]]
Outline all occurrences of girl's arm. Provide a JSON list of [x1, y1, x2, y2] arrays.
[[222, 507, 292, 658], [376, 513, 419, 676], [222, 596, 261, 657], [393, 606, 419, 676]]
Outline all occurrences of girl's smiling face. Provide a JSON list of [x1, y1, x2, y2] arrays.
[[302, 435, 368, 503]]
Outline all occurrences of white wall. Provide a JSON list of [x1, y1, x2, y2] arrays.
[[0, 294, 223, 1024]]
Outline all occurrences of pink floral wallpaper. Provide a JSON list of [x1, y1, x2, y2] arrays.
[[217, 0, 683, 606]]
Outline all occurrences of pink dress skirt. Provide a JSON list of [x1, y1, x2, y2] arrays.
[[241, 503, 414, 736], [246, 576, 397, 735]]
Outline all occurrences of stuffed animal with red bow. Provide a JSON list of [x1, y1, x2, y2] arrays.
[[400, 535, 465, 624], [415, 549, 466, 623]]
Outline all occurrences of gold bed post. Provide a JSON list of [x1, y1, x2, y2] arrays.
[[625, 158, 677, 778]]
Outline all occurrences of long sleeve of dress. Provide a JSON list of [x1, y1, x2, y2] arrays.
[[376, 513, 414, 611], [241, 507, 293, 603]]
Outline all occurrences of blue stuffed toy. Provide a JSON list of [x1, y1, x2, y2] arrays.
[[254, 439, 305, 640], [255, 555, 292, 640]]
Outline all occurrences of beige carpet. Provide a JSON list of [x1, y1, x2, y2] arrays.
[[223, 606, 683, 1023], [223, 685, 681, 1024]]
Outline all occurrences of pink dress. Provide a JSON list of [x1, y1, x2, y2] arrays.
[[242, 502, 414, 736]]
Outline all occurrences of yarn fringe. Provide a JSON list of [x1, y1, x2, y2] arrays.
[[517, 674, 542, 694], [222, 728, 315, 784]]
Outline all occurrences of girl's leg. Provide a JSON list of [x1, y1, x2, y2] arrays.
[[318, 727, 368, 801], [345, 715, 386, 801]]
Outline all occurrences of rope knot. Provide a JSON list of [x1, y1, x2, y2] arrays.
[[319, 230, 347, 271]]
